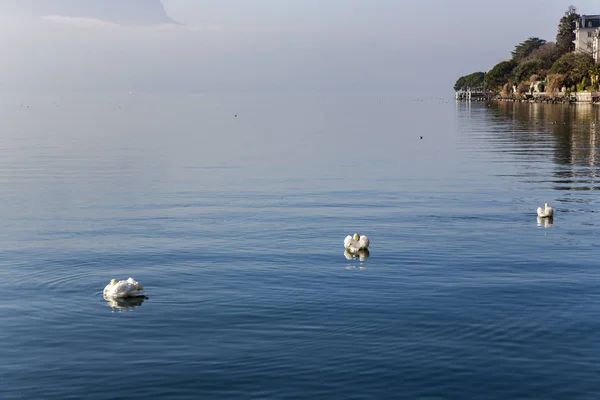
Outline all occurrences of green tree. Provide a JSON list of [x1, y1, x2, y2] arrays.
[[549, 52, 595, 88], [555, 6, 580, 56], [453, 72, 485, 91], [485, 60, 517, 90], [512, 59, 544, 83], [511, 37, 546, 62]]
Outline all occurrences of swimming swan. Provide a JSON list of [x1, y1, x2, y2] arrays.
[[103, 277, 145, 298], [537, 203, 553, 218], [344, 233, 370, 253]]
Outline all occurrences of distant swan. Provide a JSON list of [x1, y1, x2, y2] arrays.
[[344, 233, 370, 253], [103, 277, 145, 298], [537, 203, 553, 218]]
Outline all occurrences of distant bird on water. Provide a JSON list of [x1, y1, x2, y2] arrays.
[[537, 203, 553, 218], [344, 233, 370, 254], [103, 277, 145, 298]]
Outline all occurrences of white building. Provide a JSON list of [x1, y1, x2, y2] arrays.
[[574, 15, 600, 63]]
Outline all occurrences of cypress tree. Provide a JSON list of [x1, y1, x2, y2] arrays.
[[555, 6, 580, 56]]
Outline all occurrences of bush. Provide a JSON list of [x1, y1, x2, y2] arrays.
[[501, 82, 514, 98], [546, 73, 566, 98], [576, 77, 591, 91], [549, 52, 595, 88], [516, 82, 529, 98]]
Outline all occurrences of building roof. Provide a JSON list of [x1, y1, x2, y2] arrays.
[[577, 15, 600, 28]]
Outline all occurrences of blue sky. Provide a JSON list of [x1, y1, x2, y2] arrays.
[[1, 1, 598, 94]]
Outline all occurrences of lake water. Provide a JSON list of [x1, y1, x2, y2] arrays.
[[1, 93, 600, 399]]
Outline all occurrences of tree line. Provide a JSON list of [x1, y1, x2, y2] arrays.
[[454, 6, 600, 97]]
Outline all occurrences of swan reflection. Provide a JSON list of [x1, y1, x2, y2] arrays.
[[344, 248, 370, 261], [537, 216, 553, 228], [104, 294, 147, 312]]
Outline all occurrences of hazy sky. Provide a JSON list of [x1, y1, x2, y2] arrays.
[[1, 0, 598, 94]]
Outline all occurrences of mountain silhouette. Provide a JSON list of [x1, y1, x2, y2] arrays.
[[0, 0, 177, 25]]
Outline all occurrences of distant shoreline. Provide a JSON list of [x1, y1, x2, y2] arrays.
[[454, 8, 600, 103], [456, 89, 600, 104]]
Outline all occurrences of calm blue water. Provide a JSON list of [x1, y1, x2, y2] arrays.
[[1, 93, 600, 399]]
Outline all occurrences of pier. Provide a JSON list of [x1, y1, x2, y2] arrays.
[[455, 87, 496, 101]]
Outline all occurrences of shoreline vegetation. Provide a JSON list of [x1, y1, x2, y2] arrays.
[[455, 6, 600, 104]]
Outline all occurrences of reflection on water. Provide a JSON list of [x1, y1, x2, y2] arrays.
[[537, 216, 553, 228], [459, 101, 600, 194], [344, 248, 370, 261], [104, 295, 147, 312], [5, 93, 600, 400]]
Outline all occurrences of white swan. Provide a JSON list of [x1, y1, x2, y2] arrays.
[[537, 203, 553, 218], [103, 277, 145, 298], [344, 233, 370, 253]]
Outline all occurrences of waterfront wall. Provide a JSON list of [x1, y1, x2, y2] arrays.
[[456, 89, 600, 104]]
